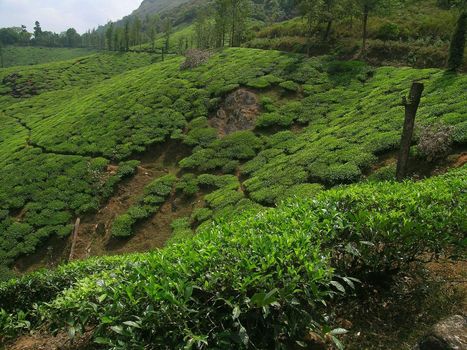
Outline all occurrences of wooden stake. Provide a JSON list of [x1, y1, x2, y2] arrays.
[[396, 81, 424, 181], [69, 217, 81, 261]]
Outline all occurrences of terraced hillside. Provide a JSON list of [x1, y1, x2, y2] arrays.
[[1, 47, 97, 68], [0, 48, 466, 278], [0, 166, 465, 348]]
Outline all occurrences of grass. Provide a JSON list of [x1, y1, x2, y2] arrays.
[[1, 46, 98, 68], [0, 47, 465, 274]]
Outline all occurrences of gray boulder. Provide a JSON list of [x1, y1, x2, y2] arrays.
[[415, 315, 466, 350]]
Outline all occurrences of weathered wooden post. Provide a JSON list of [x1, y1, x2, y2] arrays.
[[69, 217, 81, 261], [396, 81, 424, 181]]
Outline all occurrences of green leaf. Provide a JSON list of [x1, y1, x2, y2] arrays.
[[67, 326, 76, 339], [331, 328, 348, 335], [239, 325, 249, 346], [330, 281, 346, 293], [123, 320, 141, 328], [232, 306, 241, 320], [94, 337, 111, 345], [110, 325, 124, 335], [332, 335, 345, 350]]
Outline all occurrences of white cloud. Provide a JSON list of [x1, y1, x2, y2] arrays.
[[0, 0, 142, 33]]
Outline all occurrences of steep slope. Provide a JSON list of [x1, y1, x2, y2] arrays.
[[131, 0, 193, 17], [0, 48, 465, 279], [0, 167, 465, 348]]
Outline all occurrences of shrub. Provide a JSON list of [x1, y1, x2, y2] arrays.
[[166, 217, 193, 245], [191, 207, 213, 223], [376, 23, 401, 41], [111, 214, 134, 237], [447, 11, 466, 71], [1, 168, 464, 349], [279, 80, 300, 92], [417, 123, 455, 162], [111, 175, 177, 237], [367, 164, 397, 182], [176, 174, 199, 197]]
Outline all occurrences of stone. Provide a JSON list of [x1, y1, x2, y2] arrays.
[[415, 315, 467, 350], [211, 88, 260, 136]]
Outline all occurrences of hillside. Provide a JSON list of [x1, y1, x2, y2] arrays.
[[131, 0, 193, 18], [0, 48, 465, 276], [0, 166, 465, 348], [0, 47, 97, 68]]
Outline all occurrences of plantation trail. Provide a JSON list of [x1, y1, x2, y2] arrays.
[[14, 140, 193, 273]]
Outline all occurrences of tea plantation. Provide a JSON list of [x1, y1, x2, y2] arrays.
[[0, 48, 466, 274], [0, 166, 465, 347], [1, 47, 98, 68]]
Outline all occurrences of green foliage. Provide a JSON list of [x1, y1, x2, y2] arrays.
[[0, 47, 97, 68], [376, 22, 401, 41], [1, 168, 464, 348], [180, 130, 262, 172], [367, 164, 397, 182], [0, 47, 465, 271], [166, 217, 194, 245], [275, 183, 324, 203], [175, 173, 199, 196], [447, 11, 466, 71], [111, 175, 177, 237], [279, 80, 300, 92], [190, 207, 213, 223]]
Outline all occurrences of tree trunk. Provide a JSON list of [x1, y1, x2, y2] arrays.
[[447, 11, 466, 71], [361, 5, 369, 56], [231, 4, 237, 47], [396, 82, 425, 181], [323, 19, 333, 41]]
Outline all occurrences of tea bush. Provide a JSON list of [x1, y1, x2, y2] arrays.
[[0, 47, 465, 272], [111, 175, 177, 237], [0, 167, 464, 348]]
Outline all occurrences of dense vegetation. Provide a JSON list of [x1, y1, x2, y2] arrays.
[[0, 0, 465, 347], [0, 46, 97, 68], [0, 167, 465, 347], [0, 47, 465, 276]]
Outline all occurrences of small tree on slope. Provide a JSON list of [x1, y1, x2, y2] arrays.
[[447, 10, 466, 71]]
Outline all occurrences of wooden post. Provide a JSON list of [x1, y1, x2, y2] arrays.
[[396, 81, 424, 181], [69, 217, 81, 261]]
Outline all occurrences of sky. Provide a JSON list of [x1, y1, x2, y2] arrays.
[[0, 0, 143, 34]]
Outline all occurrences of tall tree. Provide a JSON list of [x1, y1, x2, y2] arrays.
[[447, 9, 466, 71], [162, 18, 172, 53], [65, 28, 80, 47], [230, 0, 251, 47], [132, 17, 142, 48], [356, 0, 394, 56], [297, 0, 323, 55], [106, 22, 114, 50], [148, 15, 159, 51], [0, 40, 4, 68], [214, 0, 230, 47], [124, 20, 131, 51], [33, 21, 42, 44], [195, 10, 215, 49]]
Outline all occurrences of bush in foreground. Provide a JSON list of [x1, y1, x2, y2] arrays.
[[0, 167, 464, 348]]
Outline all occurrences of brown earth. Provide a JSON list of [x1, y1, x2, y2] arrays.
[[4, 329, 94, 350], [210, 88, 261, 136], [13, 140, 192, 273]]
